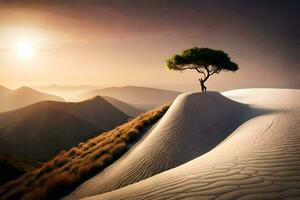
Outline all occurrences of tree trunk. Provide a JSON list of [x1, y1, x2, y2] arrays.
[[196, 66, 210, 92], [198, 79, 207, 92]]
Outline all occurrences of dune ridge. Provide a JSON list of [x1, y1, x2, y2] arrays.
[[82, 89, 300, 200], [67, 91, 258, 199]]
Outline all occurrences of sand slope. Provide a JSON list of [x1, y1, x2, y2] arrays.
[[67, 91, 260, 199], [82, 89, 300, 200]]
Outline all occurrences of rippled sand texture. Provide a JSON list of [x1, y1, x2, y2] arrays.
[[67, 91, 254, 199], [83, 89, 300, 200]]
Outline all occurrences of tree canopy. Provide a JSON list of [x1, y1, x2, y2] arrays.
[[166, 47, 238, 91]]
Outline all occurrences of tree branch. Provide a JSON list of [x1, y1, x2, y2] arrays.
[[195, 67, 207, 80], [179, 65, 196, 70], [176, 64, 211, 80], [203, 66, 210, 82], [209, 71, 215, 76], [195, 68, 204, 74]]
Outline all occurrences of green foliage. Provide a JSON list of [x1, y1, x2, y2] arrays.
[[166, 47, 238, 72], [166, 47, 238, 91]]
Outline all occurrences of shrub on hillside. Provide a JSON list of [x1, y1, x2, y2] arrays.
[[109, 142, 126, 158], [0, 104, 169, 200], [127, 128, 140, 141]]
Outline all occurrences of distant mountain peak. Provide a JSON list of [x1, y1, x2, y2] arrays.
[[105, 85, 180, 92], [89, 95, 104, 101], [0, 86, 65, 112], [76, 85, 181, 110], [0, 94, 129, 161], [15, 86, 36, 92], [81, 95, 109, 105], [0, 85, 10, 90], [0, 86, 12, 93]]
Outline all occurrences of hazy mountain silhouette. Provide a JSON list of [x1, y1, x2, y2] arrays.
[[102, 96, 143, 117], [0, 96, 129, 161], [76, 86, 181, 110], [0, 86, 11, 96], [0, 86, 65, 113], [32, 85, 100, 100]]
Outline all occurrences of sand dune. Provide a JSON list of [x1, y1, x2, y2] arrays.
[[66, 91, 262, 199], [81, 89, 300, 200]]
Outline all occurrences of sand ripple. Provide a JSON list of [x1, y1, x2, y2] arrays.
[[83, 89, 300, 200]]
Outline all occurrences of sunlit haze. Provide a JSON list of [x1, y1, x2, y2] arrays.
[[14, 40, 34, 59], [0, 0, 299, 92]]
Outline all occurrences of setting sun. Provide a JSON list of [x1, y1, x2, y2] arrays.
[[14, 40, 34, 59]]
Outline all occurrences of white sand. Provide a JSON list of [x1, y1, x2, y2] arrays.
[[77, 89, 300, 200], [66, 91, 253, 199], [80, 89, 300, 200]]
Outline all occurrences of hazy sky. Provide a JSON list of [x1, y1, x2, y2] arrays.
[[0, 0, 299, 91]]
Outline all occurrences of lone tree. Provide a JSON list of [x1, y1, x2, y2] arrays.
[[166, 47, 238, 92]]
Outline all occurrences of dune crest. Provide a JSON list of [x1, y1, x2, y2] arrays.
[[81, 89, 300, 200], [67, 91, 258, 199]]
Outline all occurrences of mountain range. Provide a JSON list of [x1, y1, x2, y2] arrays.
[[75, 86, 181, 110], [0, 96, 129, 161], [102, 96, 143, 117], [32, 85, 100, 100], [0, 86, 64, 113]]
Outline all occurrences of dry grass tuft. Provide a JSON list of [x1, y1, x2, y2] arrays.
[[0, 104, 169, 200], [127, 128, 140, 141]]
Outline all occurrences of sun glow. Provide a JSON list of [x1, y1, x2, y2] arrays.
[[14, 40, 35, 59]]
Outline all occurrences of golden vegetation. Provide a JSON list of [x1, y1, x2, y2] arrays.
[[0, 104, 169, 200]]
